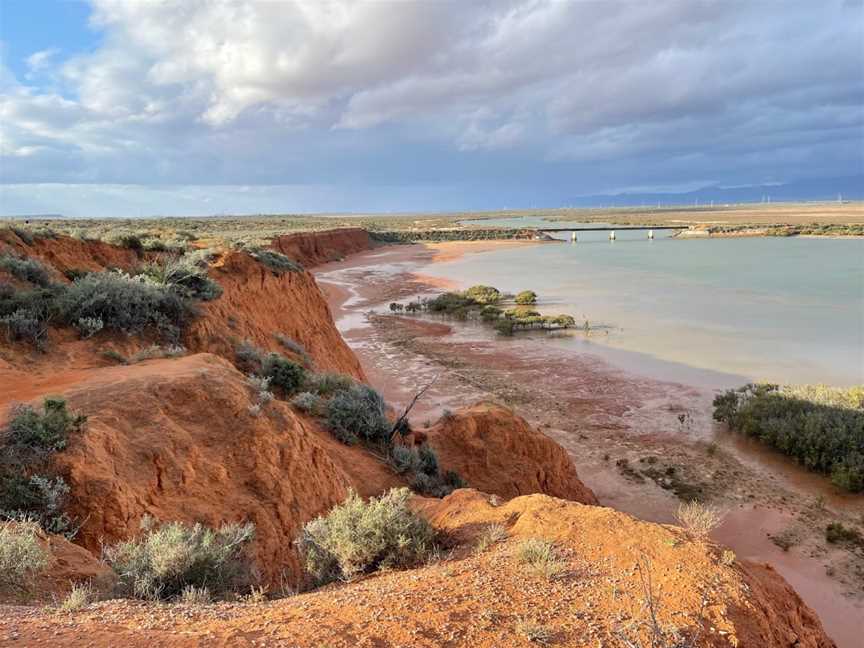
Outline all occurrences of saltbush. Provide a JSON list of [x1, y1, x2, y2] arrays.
[[262, 353, 307, 395], [248, 248, 303, 274], [0, 254, 53, 288], [5, 397, 85, 453], [713, 383, 864, 492], [104, 517, 256, 601], [291, 391, 325, 416], [297, 488, 434, 585], [0, 520, 48, 596], [59, 271, 194, 341], [138, 259, 222, 301], [325, 384, 390, 445]]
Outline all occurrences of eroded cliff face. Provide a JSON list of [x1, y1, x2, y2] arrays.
[[424, 403, 598, 505], [268, 228, 374, 268], [49, 353, 398, 586], [184, 251, 365, 380]]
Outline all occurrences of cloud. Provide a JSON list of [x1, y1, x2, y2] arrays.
[[0, 0, 862, 213], [25, 48, 60, 72]]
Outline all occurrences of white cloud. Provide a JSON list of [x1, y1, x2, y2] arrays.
[[25, 48, 60, 72], [0, 0, 861, 206]]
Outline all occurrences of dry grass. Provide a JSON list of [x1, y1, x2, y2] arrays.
[[516, 538, 566, 580], [516, 618, 553, 644], [57, 582, 96, 612], [676, 501, 725, 539], [179, 585, 212, 605], [474, 523, 508, 553]]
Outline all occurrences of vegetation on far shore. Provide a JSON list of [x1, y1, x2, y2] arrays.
[[713, 383, 864, 492], [389, 284, 576, 337]]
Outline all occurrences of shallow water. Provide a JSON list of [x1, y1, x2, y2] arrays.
[[431, 218, 864, 386]]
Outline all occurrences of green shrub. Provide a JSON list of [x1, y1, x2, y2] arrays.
[[514, 290, 537, 305], [480, 305, 502, 321], [410, 469, 465, 498], [234, 340, 265, 373], [138, 259, 222, 301], [104, 517, 256, 601], [274, 334, 312, 367], [325, 385, 390, 445], [248, 248, 303, 274], [297, 488, 434, 585], [306, 372, 354, 397], [825, 522, 864, 548], [262, 354, 306, 395], [0, 254, 53, 287], [0, 520, 48, 596], [59, 271, 194, 342], [713, 384, 864, 492], [5, 397, 85, 452], [291, 391, 325, 416], [10, 227, 35, 245], [494, 319, 515, 336], [464, 285, 501, 304]]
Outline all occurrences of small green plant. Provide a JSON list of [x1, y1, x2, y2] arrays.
[[517, 538, 566, 580], [103, 516, 256, 601], [297, 488, 434, 585], [516, 618, 553, 645], [58, 582, 96, 612], [0, 520, 48, 596], [137, 259, 222, 301]]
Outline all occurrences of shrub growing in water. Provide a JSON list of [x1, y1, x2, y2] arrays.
[[103, 517, 256, 601], [713, 383, 864, 492], [325, 384, 390, 445], [464, 285, 501, 304], [297, 488, 434, 585], [514, 290, 537, 305]]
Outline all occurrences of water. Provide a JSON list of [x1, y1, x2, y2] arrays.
[[424, 218, 864, 385]]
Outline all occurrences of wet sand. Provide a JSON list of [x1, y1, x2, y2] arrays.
[[316, 241, 864, 648]]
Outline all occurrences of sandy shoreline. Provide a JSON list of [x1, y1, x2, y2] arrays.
[[316, 239, 864, 647]]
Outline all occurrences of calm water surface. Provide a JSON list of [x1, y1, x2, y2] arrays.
[[425, 218, 864, 385]]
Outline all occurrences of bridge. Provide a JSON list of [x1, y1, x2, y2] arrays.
[[534, 225, 689, 240]]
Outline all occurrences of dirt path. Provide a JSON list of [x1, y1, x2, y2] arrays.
[[315, 242, 864, 648]]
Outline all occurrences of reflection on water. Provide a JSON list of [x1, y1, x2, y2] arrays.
[[427, 220, 864, 385]]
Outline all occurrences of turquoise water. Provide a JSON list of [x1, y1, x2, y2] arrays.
[[424, 219, 864, 385]]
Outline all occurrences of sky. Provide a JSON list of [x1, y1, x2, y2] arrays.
[[0, 0, 862, 217]]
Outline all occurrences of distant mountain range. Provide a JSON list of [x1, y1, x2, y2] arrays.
[[565, 175, 863, 207]]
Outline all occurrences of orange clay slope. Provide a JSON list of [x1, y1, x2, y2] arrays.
[[0, 490, 835, 648], [0, 228, 594, 585]]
